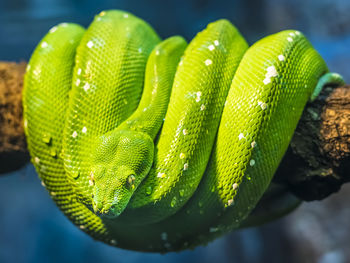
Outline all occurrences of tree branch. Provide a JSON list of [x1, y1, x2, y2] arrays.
[[0, 61, 349, 201], [274, 84, 350, 200], [0, 61, 29, 173]]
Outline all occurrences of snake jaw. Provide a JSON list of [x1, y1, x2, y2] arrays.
[[91, 165, 140, 218], [92, 187, 122, 218], [92, 201, 121, 219]]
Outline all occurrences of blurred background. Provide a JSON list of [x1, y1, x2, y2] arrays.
[[0, 0, 350, 262]]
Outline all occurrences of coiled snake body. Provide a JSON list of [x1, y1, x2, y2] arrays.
[[23, 10, 344, 252]]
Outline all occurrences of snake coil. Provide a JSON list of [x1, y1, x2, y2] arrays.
[[23, 10, 344, 252]]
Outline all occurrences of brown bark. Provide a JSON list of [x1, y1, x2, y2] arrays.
[[274, 84, 350, 200], [0, 61, 349, 201], [0, 62, 29, 173]]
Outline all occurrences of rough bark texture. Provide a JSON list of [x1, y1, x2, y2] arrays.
[[0, 61, 29, 173], [274, 85, 350, 201], [0, 61, 349, 201]]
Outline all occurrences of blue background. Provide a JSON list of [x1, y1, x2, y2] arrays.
[[1, 0, 350, 262]]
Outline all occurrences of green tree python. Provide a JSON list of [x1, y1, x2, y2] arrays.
[[22, 10, 345, 252]]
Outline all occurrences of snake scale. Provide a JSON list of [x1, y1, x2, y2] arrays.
[[22, 10, 344, 252]]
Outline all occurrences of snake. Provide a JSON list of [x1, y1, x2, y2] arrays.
[[22, 10, 345, 252]]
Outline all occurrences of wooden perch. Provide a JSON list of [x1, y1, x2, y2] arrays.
[[0, 61, 349, 201], [274, 84, 350, 200], [0, 62, 29, 173]]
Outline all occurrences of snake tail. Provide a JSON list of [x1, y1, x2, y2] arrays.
[[310, 72, 345, 101]]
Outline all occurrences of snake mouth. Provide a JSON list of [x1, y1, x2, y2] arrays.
[[95, 209, 119, 219], [92, 200, 122, 219]]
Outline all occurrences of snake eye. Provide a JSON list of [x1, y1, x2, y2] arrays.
[[126, 174, 136, 189]]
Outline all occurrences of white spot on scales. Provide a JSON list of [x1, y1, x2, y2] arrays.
[[263, 65, 278, 85], [208, 44, 215, 51], [83, 83, 90, 91], [263, 78, 271, 85], [251, 141, 257, 148], [87, 41, 94, 48], [258, 101, 267, 110], [204, 59, 212, 66], [72, 131, 78, 138], [183, 163, 188, 171], [232, 183, 238, 191], [157, 172, 166, 178], [250, 159, 256, 166], [195, 91, 202, 102], [41, 42, 48, 48], [49, 26, 58, 33], [266, 66, 278, 78], [278, 54, 285, 61]]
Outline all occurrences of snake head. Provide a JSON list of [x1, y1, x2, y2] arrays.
[[90, 130, 154, 218]]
